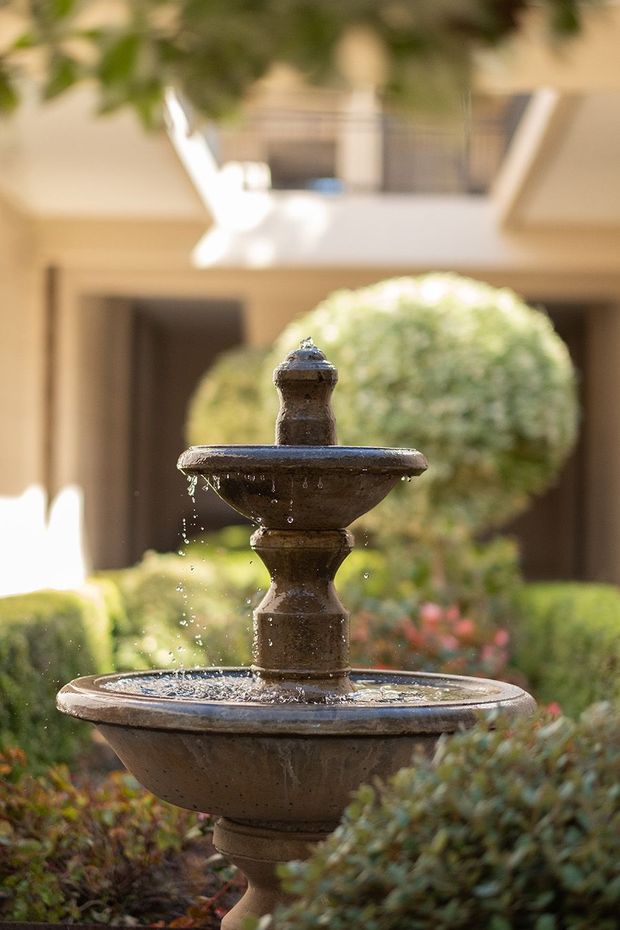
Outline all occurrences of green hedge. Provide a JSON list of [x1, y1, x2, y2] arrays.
[[0, 586, 113, 767], [513, 583, 620, 715], [2, 565, 619, 768]]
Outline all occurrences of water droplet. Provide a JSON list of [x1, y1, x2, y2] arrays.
[[317, 477, 323, 489], [176, 583, 183, 592], [363, 571, 370, 580], [286, 516, 294, 524]]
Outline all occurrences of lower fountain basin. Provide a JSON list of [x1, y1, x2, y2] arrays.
[[58, 668, 534, 824]]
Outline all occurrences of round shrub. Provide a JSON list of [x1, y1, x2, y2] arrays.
[[269, 274, 578, 541], [274, 704, 620, 930], [186, 345, 271, 447]]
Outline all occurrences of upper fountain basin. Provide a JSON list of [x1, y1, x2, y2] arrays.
[[178, 445, 427, 530]]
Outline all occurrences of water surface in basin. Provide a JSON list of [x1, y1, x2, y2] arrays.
[[102, 670, 498, 705]]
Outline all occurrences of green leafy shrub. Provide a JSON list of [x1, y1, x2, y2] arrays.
[[111, 551, 254, 670], [265, 275, 578, 543], [0, 587, 113, 767], [186, 345, 271, 447], [376, 536, 522, 625], [512, 583, 620, 715], [0, 746, 202, 924], [272, 704, 620, 930]]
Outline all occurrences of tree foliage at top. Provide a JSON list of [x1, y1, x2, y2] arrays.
[[0, 0, 592, 127]]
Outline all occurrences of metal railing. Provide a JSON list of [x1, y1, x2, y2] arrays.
[[211, 95, 529, 195]]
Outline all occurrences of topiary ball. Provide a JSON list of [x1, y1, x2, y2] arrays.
[[275, 704, 620, 930], [186, 345, 272, 447], [269, 274, 578, 542]]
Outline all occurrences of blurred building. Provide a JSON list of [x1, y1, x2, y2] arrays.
[[1, 7, 619, 593]]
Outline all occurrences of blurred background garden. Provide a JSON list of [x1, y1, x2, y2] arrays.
[[1, 1, 619, 926]]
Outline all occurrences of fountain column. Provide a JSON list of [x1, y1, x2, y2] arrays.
[[252, 340, 354, 699]]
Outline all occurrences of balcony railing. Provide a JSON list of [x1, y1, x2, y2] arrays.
[[209, 95, 529, 196]]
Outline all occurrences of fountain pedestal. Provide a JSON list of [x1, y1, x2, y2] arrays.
[[214, 819, 333, 929], [57, 340, 536, 928]]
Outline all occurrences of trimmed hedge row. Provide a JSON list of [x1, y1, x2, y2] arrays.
[[512, 583, 620, 715], [1, 572, 619, 767], [0, 586, 113, 766]]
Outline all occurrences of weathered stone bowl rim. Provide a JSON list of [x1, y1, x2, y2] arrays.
[[177, 445, 428, 476], [57, 668, 535, 737]]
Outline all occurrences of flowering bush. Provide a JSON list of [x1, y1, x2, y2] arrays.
[[351, 600, 511, 680], [0, 747, 197, 923]]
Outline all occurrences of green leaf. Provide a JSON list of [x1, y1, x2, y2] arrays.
[[52, 0, 79, 19], [98, 33, 142, 87], [0, 65, 18, 113], [12, 32, 37, 50], [534, 916, 557, 930], [44, 54, 80, 100]]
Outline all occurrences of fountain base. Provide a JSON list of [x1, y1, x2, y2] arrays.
[[58, 668, 535, 925], [214, 818, 334, 929]]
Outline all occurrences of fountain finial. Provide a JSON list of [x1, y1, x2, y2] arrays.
[[274, 339, 338, 446]]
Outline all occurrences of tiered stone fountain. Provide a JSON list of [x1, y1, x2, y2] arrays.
[[58, 340, 535, 928]]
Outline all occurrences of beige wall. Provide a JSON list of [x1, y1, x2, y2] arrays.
[[0, 195, 43, 494], [0, 196, 48, 594]]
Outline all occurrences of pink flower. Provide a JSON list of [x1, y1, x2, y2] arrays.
[[493, 629, 510, 648], [455, 618, 475, 639], [546, 702, 562, 718], [402, 624, 421, 647], [439, 635, 459, 651], [420, 602, 442, 625], [445, 604, 460, 623]]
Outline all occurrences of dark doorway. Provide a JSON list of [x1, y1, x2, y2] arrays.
[[501, 304, 587, 581], [128, 298, 244, 562]]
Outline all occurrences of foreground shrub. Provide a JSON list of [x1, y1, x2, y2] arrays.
[[0, 747, 204, 924], [273, 704, 620, 930], [0, 587, 113, 766], [513, 583, 620, 715]]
